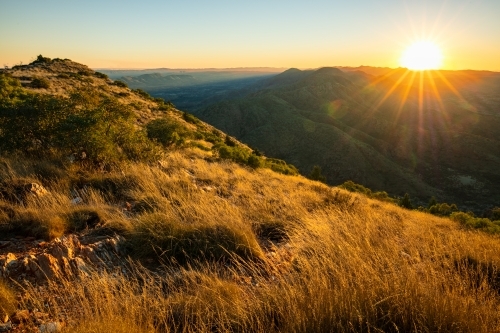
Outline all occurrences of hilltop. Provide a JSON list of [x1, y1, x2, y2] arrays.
[[1, 57, 500, 332]]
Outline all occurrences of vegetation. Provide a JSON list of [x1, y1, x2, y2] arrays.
[[113, 80, 128, 88], [307, 165, 326, 183], [195, 67, 500, 212], [30, 77, 50, 89], [2, 59, 500, 332]]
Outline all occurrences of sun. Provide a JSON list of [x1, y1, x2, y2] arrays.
[[400, 41, 443, 70]]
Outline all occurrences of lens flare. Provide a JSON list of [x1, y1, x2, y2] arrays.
[[400, 41, 443, 70]]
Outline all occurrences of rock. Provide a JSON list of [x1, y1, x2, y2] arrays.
[[71, 257, 90, 277], [80, 247, 100, 264], [36, 253, 61, 281], [70, 197, 82, 205], [11, 310, 30, 324], [39, 321, 63, 333], [4, 253, 16, 265], [25, 183, 49, 197], [1, 315, 8, 324], [0, 322, 12, 332]]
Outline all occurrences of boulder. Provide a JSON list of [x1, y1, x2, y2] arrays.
[[36, 253, 61, 281]]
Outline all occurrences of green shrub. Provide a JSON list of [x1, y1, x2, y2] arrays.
[[30, 77, 50, 89], [133, 89, 151, 99], [94, 71, 108, 79], [399, 193, 413, 209], [429, 203, 458, 216], [113, 80, 128, 88], [183, 112, 200, 125], [246, 155, 262, 169], [146, 117, 190, 147], [264, 158, 299, 175], [0, 88, 158, 165], [450, 212, 500, 234], [307, 165, 326, 183]]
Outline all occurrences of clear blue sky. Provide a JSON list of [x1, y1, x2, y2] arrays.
[[1, 0, 499, 70]]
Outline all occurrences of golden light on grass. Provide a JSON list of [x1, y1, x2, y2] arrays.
[[400, 41, 443, 70]]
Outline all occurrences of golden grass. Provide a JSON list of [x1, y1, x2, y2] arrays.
[[4, 150, 500, 332]]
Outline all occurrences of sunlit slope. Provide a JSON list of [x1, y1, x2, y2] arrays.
[[196, 67, 500, 210]]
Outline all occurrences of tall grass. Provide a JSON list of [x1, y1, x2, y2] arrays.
[[4, 150, 500, 332]]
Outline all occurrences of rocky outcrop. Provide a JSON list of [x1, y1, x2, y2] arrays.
[[0, 234, 126, 284]]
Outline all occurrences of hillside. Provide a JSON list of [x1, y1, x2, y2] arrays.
[[1, 57, 500, 332], [194, 67, 500, 212]]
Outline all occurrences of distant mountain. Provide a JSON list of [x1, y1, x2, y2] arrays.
[[193, 67, 500, 211]]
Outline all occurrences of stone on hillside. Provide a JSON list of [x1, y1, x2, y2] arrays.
[[24, 183, 49, 197], [39, 321, 63, 333], [70, 257, 90, 277], [35, 253, 61, 281]]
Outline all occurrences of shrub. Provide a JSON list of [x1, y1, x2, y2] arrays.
[[113, 80, 128, 88], [146, 117, 190, 147], [94, 72, 108, 79], [264, 158, 299, 175], [183, 112, 200, 125], [30, 55, 51, 65], [399, 193, 413, 209], [132, 89, 151, 99], [308, 165, 326, 183], [429, 203, 458, 216], [30, 77, 50, 89], [0, 88, 158, 165], [246, 155, 262, 169]]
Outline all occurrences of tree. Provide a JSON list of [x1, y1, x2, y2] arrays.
[[399, 193, 413, 209], [308, 165, 326, 183]]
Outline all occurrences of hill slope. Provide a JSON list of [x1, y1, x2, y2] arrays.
[[194, 67, 500, 211], [1, 57, 500, 333]]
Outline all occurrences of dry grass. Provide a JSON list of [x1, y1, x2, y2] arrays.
[[4, 150, 500, 332]]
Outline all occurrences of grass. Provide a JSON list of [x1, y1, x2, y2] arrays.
[[1, 150, 500, 332]]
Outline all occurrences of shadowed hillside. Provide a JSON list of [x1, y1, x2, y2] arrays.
[[194, 67, 500, 212]]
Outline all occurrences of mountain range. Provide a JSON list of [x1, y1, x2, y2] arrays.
[[190, 67, 500, 211]]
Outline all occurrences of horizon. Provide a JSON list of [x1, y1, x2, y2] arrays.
[[1, 0, 499, 71]]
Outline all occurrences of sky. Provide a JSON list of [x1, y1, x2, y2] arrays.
[[1, 0, 499, 70]]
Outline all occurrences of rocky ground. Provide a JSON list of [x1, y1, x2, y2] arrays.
[[0, 231, 127, 333]]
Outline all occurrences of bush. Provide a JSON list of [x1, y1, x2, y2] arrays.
[[30, 54, 51, 65], [113, 80, 128, 88], [30, 77, 50, 89], [183, 112, 200, 125], [307, 165, 326, 183], [429, 203, 458, 216], [94, 72, 108, 79], [0, 88, 158, 165], [146, 117, 190, 147], [450, 212, 500, 233], [133, 89, 151, 99], [264, 158, 299, 175], [399, 193, 413, 209], [246, 155, 262, 169]]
